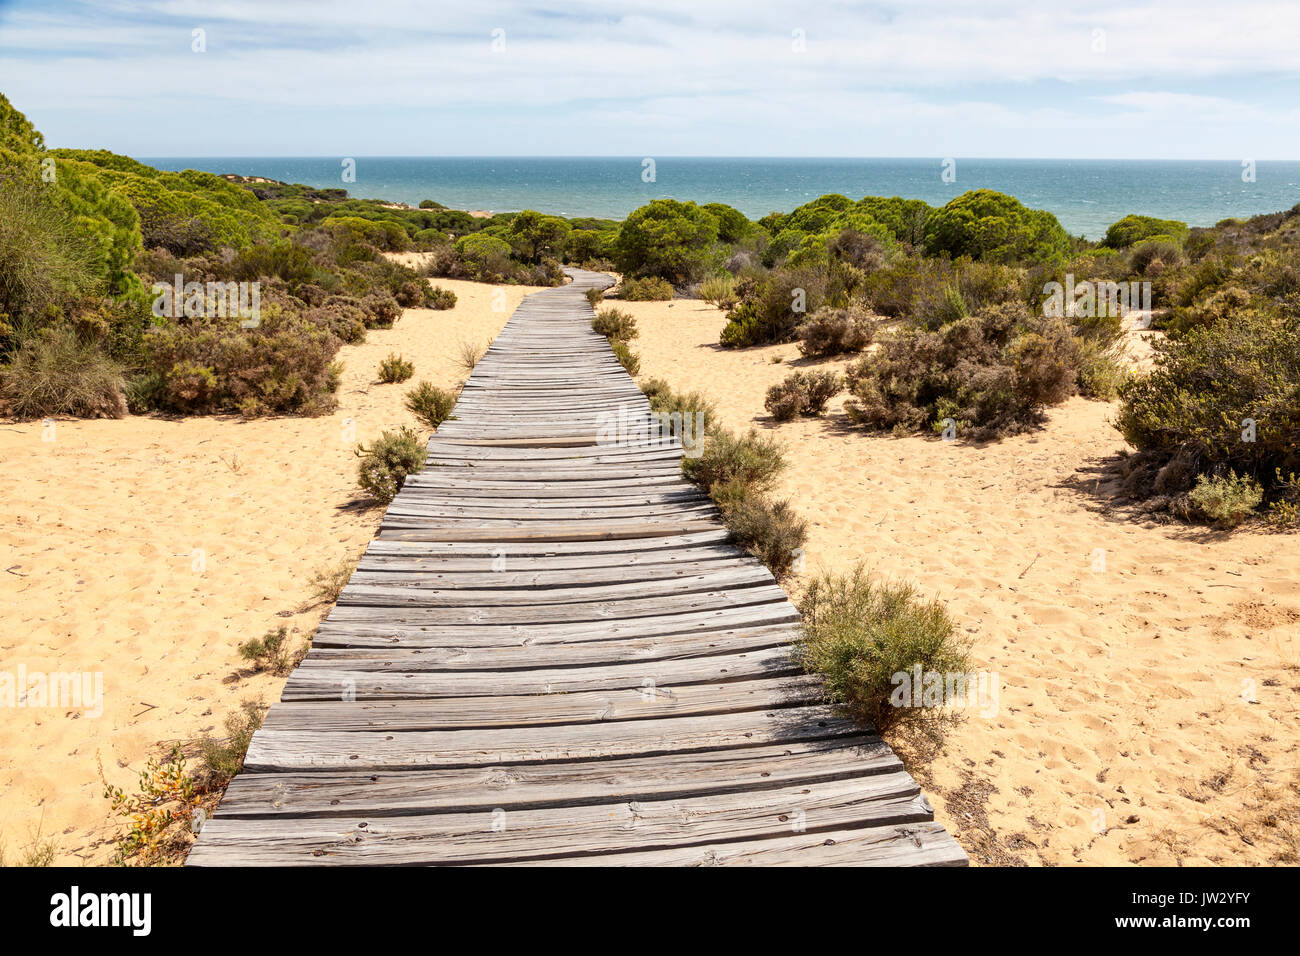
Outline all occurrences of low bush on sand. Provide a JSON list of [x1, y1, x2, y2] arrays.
[[796, 305, 875, 357], [592, 306, 638, 342], [682, 427, 786, 492], [611, 340, 640, 374], [797, 566, 970, 735], [698, 273, 738, 309], [1116, 308, 1299, 524], [377, 352, 414, 383], [356, 426, 425, 503], [640, 377, 718, 425], [0, 325, 127, 419], [237, 626, 294, 675], [618, 276, 673, 301], [765, 369, 842, 421], [405, 380, 458, 430], [843, 302, 1080, 440], [709, 478, 808, 579], [584, 287, 603, 308]]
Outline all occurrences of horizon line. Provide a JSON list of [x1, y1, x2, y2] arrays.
[[128, 154, 1300, 163]]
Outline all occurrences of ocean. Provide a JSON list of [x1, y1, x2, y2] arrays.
[[140, 157, 1300, 240]]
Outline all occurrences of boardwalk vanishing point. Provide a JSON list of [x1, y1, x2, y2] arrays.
[[187, 268, 968, 866]]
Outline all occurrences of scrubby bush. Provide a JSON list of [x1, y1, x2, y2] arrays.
[[843, 302, 1080, 440], [427, 285, 456, 310], [611, 340, 640, 375], [709, 478, 808, 579], [764, 369, 843, 421], [592, 307, 637, 342], [1188, 472, 1264, 527], [640, 377, 718, 426], [1115, 308, 1299, 515], [720, 266, 827, 347], [682, 427, 786, 492], [0, 325, 127, 418], [378, 353, 414, 383], [618, 276, 673, 300], [355, 426, 425, 503], [405, 381, 458, 430], [795, 305, 875, 357], [797, 566, 969, 734], [584, 287, 603, 308]]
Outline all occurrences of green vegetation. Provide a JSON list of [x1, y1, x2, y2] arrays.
[[618, 276, 674, 300], [591, 306, 637, 342], [405, 381, 459, 430], [237, 626, 294, 675], [765, 369, 842, 421], [923, 189, 1070, 264], [614, 199, 720, 285], [377, 352, 414, 383], [795, 305, 875, 357], [1102, 214, 1189, 249], [355, 426, 425, 503], [798, 566, 970, 734]]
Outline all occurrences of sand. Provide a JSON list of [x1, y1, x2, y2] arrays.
[[620, 295, 1300, 866], [0, 279, 541, 864]]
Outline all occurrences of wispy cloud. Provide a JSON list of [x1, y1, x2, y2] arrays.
[[1, 0, 1297, 156]]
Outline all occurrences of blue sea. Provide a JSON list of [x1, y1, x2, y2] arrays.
[[140, 157, 1300, 240]]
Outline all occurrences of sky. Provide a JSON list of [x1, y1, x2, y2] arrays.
[[0, 0, 1298, 158]]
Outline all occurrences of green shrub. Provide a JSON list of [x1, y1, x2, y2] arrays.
[[356, 426, 425, 503], [698, 273, 738, 309], [199, 700, 266, 783], [1188, 471, 1264, 526], [709, 478, 807, 580], [1075, 337, 1130, 401], [719, 266, 827, 347], [426, 285, 457, 310], [238, 626, 293, 675], [640, 377, 718, 426], [584, 287, 603, 308], [611, 340, 640, 375], [0, 325, 126, 418], [378, 353, 414, 383], [797, 566, 969, 734], [1116, 309, 1299, 504], [592, 307, 637, 342], [765, 370, 843, 421], [795, 305, 875, 357], [502, 209, 571, 263], [682, 427, 786, 492], [619, 276, 673, 300], [844, 302, 1080, 440], [405, 381, 458, 430]]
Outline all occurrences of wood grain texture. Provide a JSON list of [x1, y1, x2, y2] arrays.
[[187, 268, 966, 868]]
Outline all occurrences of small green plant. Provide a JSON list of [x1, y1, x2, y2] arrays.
[[356, 425, 425, 503], [198, 700, 267, 784], [797, 566, 970, 735], [238, 625, 294, 675], [640, 377, 718, 426], [308, 558, 354, 606], [699, 273, 738, 309], [377, 353, 414, 383], [765, 369, 842, 421], [619, 275, 673, 300], [592, 307, 638, 342], [584, 287, 604, 308], [100, 746, 203, 866], [611, 340, 640, 375], [1189, 471, 1264, 527], [405, 380, 458, 430]]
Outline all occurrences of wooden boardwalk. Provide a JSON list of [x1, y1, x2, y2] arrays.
[[187, 268, 967, 866]]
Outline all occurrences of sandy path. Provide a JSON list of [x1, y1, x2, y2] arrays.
[[622, 296, 1299, 866], [0, 279, 541, 864]]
